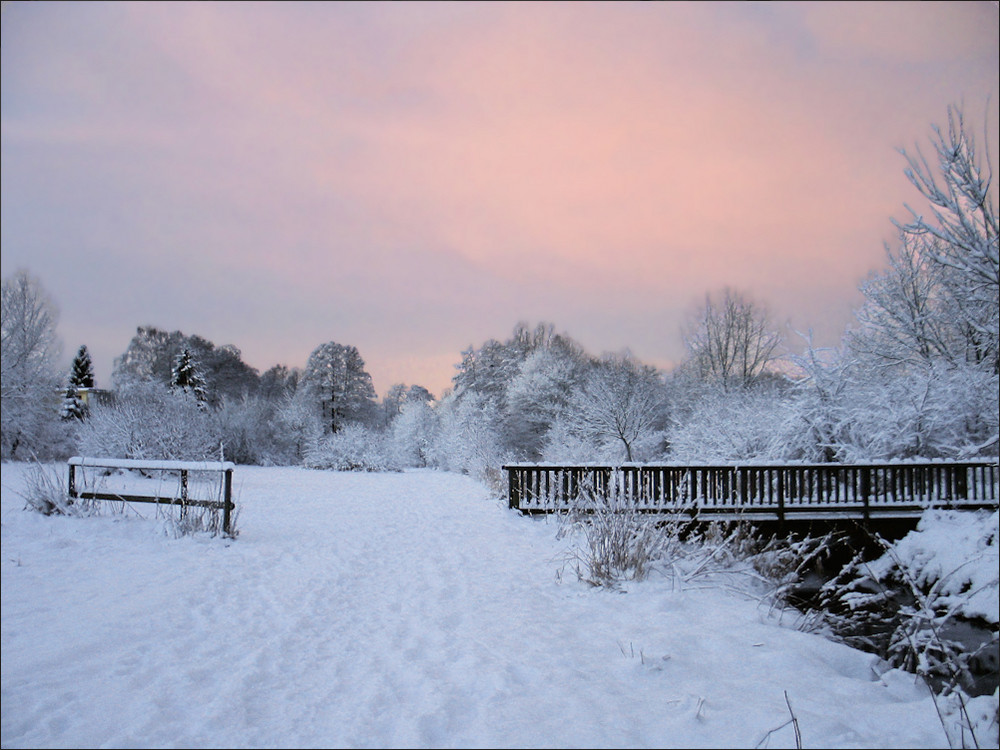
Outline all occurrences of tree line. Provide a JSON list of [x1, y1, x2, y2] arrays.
[[2, 105, 996, 481]]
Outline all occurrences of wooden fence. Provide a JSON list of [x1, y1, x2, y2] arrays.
[[502, 461, 999, 522], [68, 456, 236, 536]]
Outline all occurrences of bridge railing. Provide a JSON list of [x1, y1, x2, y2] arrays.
[[502, 461, 999, 521]]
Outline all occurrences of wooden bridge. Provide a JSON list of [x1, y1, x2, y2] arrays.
[[503, 461, 999, 526]]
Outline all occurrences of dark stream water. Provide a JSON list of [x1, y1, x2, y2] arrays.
[[784, 528, 998, 698]]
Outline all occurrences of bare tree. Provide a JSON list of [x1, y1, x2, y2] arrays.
[[683, 288, 781, 391]]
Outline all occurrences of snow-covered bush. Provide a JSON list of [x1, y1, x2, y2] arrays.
[[17, 461, 80, 516], [815, 509, 999, 703], [212, 395, 300, 466], [165, 500, 240, 539], [557, 488, 670, 587], [557, 476, 834, 599], [303, 423, 397, 472], [541, 415, 621, 464], [826, 363, 999, 462], [76, 381, 217, 462]]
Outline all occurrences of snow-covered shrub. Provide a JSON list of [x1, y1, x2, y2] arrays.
[[165, 500, 240, 539], [815, 510, 999, 703], [17, 461, 80, 516], [212, 395, 300, 465], [76, 381, 217, 462], [556, 474, 834, 597], [303, 423, 397, 472], [557, 488, 670, 587]]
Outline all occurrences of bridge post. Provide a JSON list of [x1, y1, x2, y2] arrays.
[[862, 467, 871, 523], [776, 468, 785, 527], [507, 467, 519, 510]]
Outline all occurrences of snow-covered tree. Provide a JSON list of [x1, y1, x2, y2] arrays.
[[301, 341, 377, 433], [114, 327, 259, 406], [69, 344, 95, 389], [834, 104, 1000, 460], [429, 390, 508, 481], [380, 383, 435, 427], [504, 345, 586, 459], [60, 345, 95, 421], [259, 365, 301, 402], [113, 326, 182, 388], [171, 348, 208, 406], [1, 270, 68, 458], [387, 399, 438, 468], [452, 323, 566, 408], [560, 353, 668, 463], [896, 104, 998, 374], [852, 106, 997, 374], [59, 384, 87, 422], [276, 389, 322, 463]]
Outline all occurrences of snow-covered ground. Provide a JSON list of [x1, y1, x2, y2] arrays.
[[0, 462, 990, 748]]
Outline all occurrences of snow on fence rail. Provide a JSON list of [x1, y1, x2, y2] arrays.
[[67, 456, 236, 536], [502, 461, 999, 522]]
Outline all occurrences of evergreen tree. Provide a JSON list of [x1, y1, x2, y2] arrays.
[[59, 383, 87, 421], [171, 348, 208, 406], [70, 345, 95, 389], [60, 345, 95, 420]]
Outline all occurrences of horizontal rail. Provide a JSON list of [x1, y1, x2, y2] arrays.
[[502, 462, 999, 522], [68, 456, 235, 472], [68, 457, 235, 536], [77, 491, 228, 510]]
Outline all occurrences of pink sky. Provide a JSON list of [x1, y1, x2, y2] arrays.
[[2, 1, 997, 397]]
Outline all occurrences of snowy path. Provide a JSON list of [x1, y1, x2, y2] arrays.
[[2, 464, 952, 748]]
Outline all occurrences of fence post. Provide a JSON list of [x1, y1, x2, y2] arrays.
[[223, 467, 233, 536], [68, 462, 76, 502]]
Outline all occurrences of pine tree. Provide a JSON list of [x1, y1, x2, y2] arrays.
[[171, 348, 208, 406], [59, 383, 87, 421], [70, 345, 95, 389], [60, 345, 95, 420]]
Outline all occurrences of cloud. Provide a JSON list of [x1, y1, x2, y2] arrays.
[[2, 1, 996, 394]]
